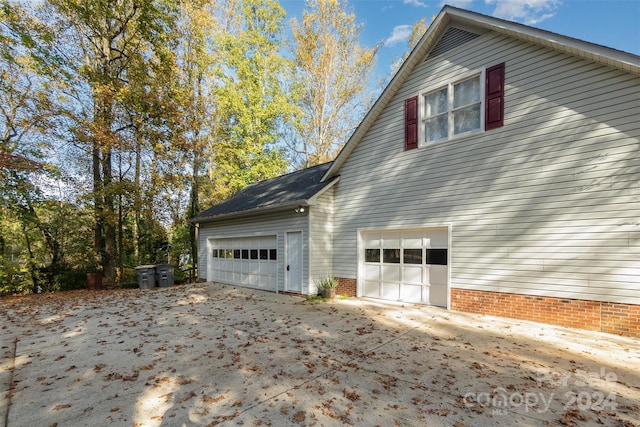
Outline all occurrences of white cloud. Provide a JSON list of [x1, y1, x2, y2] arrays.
[[404, 0, 428, 7], [442, 0, 475, 8], [486, 0, 561, 25], [384, 25, 414, 47]]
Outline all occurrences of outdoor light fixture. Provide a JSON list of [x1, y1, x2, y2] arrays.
[[295, 206, 305, 213]]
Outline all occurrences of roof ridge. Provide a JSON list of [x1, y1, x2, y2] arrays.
[[245, 161, 333, 188]]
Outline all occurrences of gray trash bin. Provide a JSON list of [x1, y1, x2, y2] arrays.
[[135, 265, 156, 289], [155, 264, 174, 287]]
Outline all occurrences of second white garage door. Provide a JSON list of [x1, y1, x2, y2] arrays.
[[360, 228, 448, 307], [208, 236, 278, 291]]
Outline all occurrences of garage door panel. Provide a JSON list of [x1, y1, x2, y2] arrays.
[[431, 284, 447, 307], [261, 262, 277, 275], [364, 264, 380, 280], [402, 230, 423, 247], [382, 231, 401, 247], [364, 234, 380, 247], [382, 282, 400, 300], [363, 280, 379, 297], [429, 266, 447, 285], [208, 236, 278, 291], [428, 229, 448, 246], [382, 265, 400, 282], [400, 284, 422, 303], [403, 266, 422, 284], [361, 227, 448, 308], [250, 261, 259, 274]]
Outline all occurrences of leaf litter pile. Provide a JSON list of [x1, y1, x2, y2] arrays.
[[1, 283, 639, 426]]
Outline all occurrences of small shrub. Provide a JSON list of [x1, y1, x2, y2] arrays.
[[317, 275, 338, 289]]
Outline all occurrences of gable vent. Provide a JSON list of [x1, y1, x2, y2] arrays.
[[426, 27, 480, 60]]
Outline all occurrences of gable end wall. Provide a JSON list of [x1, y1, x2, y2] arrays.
[[332, 31, 640, 312]]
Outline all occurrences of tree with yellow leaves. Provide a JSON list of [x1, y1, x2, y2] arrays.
[[289, 0, 379, 167]]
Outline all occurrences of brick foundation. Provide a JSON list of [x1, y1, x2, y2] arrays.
[[336, 277, 357, 297], [451, 289, 640, 338]]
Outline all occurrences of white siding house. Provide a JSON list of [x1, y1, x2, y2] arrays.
[[194, 163, 338, 295], [195, 7, 639, 336]]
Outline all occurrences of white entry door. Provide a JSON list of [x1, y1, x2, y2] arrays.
[[285, 231, 303, 292]]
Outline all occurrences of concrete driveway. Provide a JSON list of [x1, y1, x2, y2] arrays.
[[1, 283, 639, 426]]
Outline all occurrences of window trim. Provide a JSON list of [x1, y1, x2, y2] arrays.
[[419, 68, 485, 147]]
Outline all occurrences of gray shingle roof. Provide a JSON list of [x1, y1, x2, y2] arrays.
[[193, 162, 336, 223]]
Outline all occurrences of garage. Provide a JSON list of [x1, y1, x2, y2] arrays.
[[360, 227, 449, 307], [208, 236, 278, 291]]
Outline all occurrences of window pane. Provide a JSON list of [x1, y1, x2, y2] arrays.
[[225, 249, 233, 259], [453, 76, 480, 108], [403, 249, 422, 264], [424, 88, 448, 116], [365, 248, 380, 263], [242, 249, 249, 259], [425, 114, 448, 142], [212, 249, 218, 258], [269, 249, 277, 260], [426, 249, 448, 265], [383, 249, 401, 263], [234, 249, 241, 259], [250, 249, 258, 260], [453, 103, 481, 135], [259, 249, 268, 260]]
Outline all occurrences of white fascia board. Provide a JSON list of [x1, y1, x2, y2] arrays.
[[307, 176, 340, 205]]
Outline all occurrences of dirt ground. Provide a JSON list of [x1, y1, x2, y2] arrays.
[[1, 282, 639, 426]]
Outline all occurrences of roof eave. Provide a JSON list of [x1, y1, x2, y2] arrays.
[[191, 200, 311, 225], [307, 175, 340, 204], [448, 7, 640, 74]]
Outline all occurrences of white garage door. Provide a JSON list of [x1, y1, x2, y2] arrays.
[[208, 236, 278, 291], [361, 228, 448, 307]]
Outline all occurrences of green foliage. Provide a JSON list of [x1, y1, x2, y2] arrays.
[[0, 252, 31, 295], [316, 274, 338, 289], [211, 0, 292, 194], [0, 0, 380, 294], [0, 200, 94, 294], [55, 269, 91, 292], [289, 0, 379, 167]]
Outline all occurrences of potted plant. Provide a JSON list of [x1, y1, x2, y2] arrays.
[[317, 275, 338, 300]]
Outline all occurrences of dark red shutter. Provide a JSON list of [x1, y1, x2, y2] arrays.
[[405, 96, 418, 150], [485, 62, 505, 130]]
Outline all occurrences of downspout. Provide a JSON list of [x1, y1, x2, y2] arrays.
[[195, 222, 199, 282]]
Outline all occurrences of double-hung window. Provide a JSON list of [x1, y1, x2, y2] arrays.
[[423, 74, 481, 144], [404, 63, 504, 151]]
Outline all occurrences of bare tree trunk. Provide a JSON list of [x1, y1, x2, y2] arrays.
[[102, 147, 116, 287], [133, 128, 141, 264], [189, 154, 199, 272], [92, 144, 103, 272], [21, 222, 40, 293], [118, 191, 123, 283]]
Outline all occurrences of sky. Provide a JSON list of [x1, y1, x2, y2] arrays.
[[280, 0, 640, 80]]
